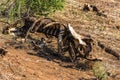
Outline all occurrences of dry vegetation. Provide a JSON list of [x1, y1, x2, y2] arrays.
[[0, 0, 120, 80]]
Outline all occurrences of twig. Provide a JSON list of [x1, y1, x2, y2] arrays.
[[8, 61, 15, 74], [0, 0, 10, 6]]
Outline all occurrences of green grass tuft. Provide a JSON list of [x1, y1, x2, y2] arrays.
[[93, 61, 108, 80]]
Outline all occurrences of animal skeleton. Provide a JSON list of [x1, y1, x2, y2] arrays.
[[4, 17, 95, 62]]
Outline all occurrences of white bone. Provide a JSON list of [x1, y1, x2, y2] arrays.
[[9, 33, 16, 36], [9, 28, 17, 31], [8, 28, 16, 36], [68, 24, 86, 46]]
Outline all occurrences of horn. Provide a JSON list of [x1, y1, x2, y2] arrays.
[[68, 24, 86, 45]]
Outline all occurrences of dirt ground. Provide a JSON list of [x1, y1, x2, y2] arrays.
[[0, 0, 120, 80]]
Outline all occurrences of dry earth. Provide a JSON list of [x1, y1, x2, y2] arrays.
[[0, 0, 120, 80]]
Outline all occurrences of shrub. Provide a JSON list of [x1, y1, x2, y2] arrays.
[[93, 61, 108, 80], [0, 0, 65, 20]]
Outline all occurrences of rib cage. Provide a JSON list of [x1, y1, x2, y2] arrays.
[[30, 18, 67, 38]]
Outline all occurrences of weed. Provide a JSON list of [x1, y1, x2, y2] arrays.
[[93, 61, 108, 80]]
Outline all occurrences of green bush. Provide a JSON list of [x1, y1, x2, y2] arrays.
[[93, 61, 108, 80], [0, 0, 65, 20]]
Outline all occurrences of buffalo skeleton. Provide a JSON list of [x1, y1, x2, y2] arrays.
[[6, 17, 95, 62]]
